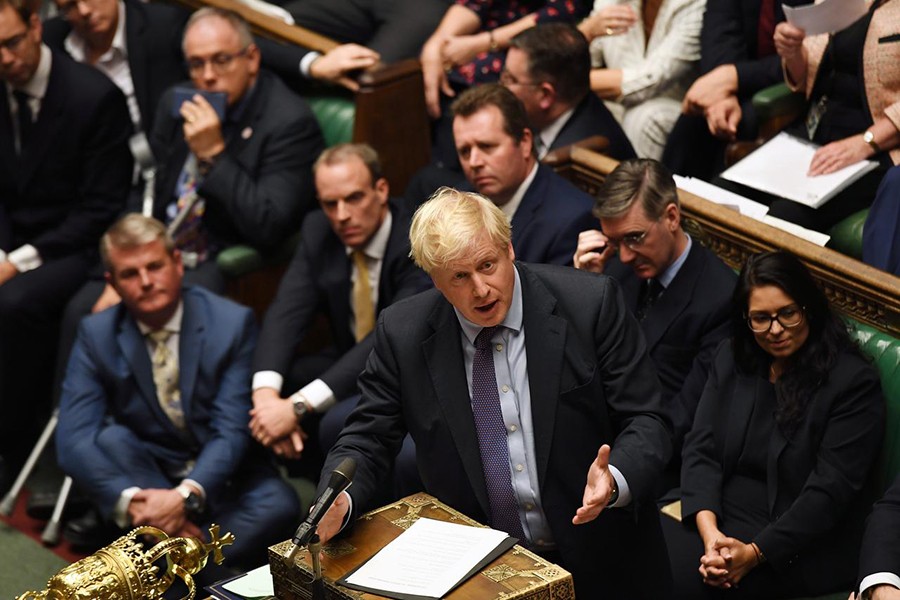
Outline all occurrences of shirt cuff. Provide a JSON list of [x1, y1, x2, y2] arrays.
[[860, 573, 900, 598], [114, 486, 142, 528], [293, 379, 336, 413], [8, 244, 41, 272], [180, 478, 206, 503], [338, 490, 354, 534], [607, 465, 632, 508], [300, 51, 321, 78], [253, 370, 284, 394]]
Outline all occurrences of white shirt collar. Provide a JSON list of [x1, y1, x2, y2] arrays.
[[500, 162, 539, 222], [657, 233, 691, 288], [538, 106, 575, 159], [64, 0, 127, 63], [136, 301, 184, 336], [345, 209, 392, 260]]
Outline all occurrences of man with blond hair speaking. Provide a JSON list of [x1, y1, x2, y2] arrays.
[[312, 188, 678, 598]]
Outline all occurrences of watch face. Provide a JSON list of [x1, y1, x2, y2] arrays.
[[184, 492, 203, 516]]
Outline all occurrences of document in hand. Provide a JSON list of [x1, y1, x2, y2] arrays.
[[337, 517, 517, 600], [720, 132, 878, 209], [783, 0, 867, 36]]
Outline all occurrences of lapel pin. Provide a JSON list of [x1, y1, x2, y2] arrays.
[[241, 127, 253, 140]]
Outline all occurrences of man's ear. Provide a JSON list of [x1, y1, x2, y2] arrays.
[[538, 82, 556, 111]]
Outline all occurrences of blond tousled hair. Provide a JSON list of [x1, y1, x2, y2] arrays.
[[409, 187, 511, 274], [100, 214, 175, 271]]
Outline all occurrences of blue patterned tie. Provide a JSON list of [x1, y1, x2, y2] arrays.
[[471, 326, 525, 541]]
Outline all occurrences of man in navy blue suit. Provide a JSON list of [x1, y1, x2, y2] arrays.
[[451, 84, 597, 266], [56, 214, 299, 571]]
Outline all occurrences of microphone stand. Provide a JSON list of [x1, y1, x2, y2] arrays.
[[309, 534, 326, 600]]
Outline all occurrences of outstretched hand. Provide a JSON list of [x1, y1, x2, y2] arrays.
[[572, 444, 615, 525]]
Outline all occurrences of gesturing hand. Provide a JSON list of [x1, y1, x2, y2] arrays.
[[572, 444, 616, 525]]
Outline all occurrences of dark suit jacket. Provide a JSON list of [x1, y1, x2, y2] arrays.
[[605, 241, 735, 438], [150, 70, 325, 251], [701, 0, 805, 97], [508, 164, 597, 266], [551, 92, 637, 160], [682, 343, 884, 592], [0, 50, 132, 259], [322, 262, 677, 597], [859, 473, 900, 589], [57, 287, 261, 517], [253, 202, 429, 399], [43, 0, 187, 133]]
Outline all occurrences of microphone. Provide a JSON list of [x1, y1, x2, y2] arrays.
[[283, 457, 356, 564]]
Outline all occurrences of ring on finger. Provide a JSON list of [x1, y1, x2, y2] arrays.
[[605, 26, 614, 35]]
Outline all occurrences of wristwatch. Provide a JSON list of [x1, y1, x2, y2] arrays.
[[177, 485, 204, 518], [863, 130, 881, 154], [292, 394, 311, 422]]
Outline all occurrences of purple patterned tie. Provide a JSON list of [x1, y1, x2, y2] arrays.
[[471, 326, 526, 541]]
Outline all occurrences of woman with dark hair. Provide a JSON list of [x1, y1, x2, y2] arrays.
[[662, 250, 885, 599]]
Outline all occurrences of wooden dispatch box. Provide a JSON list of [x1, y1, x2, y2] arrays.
[[268, 493, 574, 600]]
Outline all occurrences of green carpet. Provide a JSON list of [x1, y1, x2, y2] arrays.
[[0, 521, 69, 597]]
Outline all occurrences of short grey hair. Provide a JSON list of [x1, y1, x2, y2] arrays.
[[593, 158, 679, 221]]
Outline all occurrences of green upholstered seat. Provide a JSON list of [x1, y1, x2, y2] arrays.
[[827, 209, 868, 260]]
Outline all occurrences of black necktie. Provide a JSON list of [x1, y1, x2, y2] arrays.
[[471, 326, 526, 541], [636, 279, 664, 321], [13, 90, 33, 154]]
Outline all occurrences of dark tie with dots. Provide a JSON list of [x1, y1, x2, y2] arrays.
[[13, 90, 33, 154], [471, 325, 525, 541]]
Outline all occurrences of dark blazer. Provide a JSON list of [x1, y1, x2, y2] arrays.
[[701, 0, 805, 97], [508, 164, 597, 266], [682, 343, 884, 593], [0, 50, 131, 259], [57, 287, 263, 515], [551, 92, 637, 160], [150, 70, 325, 251], [43, 0, 187, 133], [858, 473, 900, 589], [322, 262, 678, 598], [253, 202, 429, 399], [605, 241, 735, 437]]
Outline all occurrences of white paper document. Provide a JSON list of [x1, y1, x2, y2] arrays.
[[234, 0, 295, 24], [720, 132, 878, 209], [783, 0, 867, 36], [674, 175, 769, 220], [762, 215, 831, 246], [222, 565, 275, 598], [342, 518, 511, 599]]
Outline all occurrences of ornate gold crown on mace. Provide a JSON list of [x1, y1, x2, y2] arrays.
[[16, 524, 234, 600]]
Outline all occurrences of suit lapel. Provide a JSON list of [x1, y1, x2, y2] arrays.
[[509, 166, 544, 250], [767, 400, 790, 514], [18, 54, 65, 185], [722, 373, 758, 475], [116, 310, 163, 420], [422, 301, 492, 518], [519, 265, 565, 488], [641, 243, 702, 350], [178, 291, 204, 423]]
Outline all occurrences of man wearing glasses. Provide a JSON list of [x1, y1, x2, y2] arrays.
[[0, 0, 132, 492], [146, 7, 324, 291], [573, 158, 736, 500]]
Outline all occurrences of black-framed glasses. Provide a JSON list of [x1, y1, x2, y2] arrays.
[[606, 220, 657, 251], [0, 31, 28, 54], [185, 47, 249, 75], [746, 305, 805, 333]]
